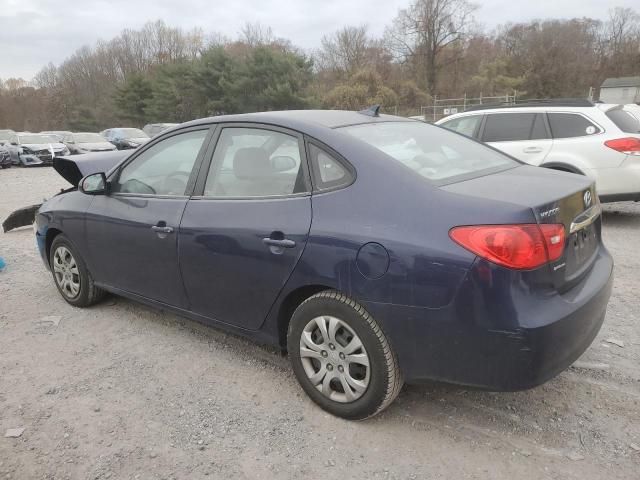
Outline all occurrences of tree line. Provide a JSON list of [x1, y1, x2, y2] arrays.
[[1, 0, 639, 132]]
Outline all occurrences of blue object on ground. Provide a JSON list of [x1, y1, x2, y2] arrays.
[[0, 257, 5, 271]]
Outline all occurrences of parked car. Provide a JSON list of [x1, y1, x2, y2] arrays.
[[143, 123, 178, 137], [100, 128, 150, 149], [0, 143, 11, 168], [0, 129, 16, 144], [34, 109, 612, 420], [436, 99, 640, 202], [41, 130, 73, 142], [62, 132, 117, 154], [7, 133, 70, 166]]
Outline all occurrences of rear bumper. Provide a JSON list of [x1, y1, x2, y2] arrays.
[[366, 247, 614, 390]]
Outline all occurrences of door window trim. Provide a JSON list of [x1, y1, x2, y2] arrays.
[[107, 125, 216, 199], [191, 122, 312, 200]]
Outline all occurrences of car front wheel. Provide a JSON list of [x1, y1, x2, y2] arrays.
[[50, 234, 105, 307], [287, 291, 403, 420]]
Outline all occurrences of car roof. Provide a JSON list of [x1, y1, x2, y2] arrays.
[[181, 110, 413, 130]]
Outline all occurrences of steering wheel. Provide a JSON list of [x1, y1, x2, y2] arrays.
[[163, 171, 191, 196]]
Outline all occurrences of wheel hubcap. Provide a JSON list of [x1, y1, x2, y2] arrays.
[[52, 246, 81, 299], [299, 316, 370, 403]]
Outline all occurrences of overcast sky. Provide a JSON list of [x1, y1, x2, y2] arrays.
[[0, 0, 637, 80]]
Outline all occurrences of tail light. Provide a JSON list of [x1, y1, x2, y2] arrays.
[[449, 224, 565, 270], [604, 137, 640, 156]]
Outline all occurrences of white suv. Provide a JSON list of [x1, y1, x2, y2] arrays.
[[436, 100, 640, 202]]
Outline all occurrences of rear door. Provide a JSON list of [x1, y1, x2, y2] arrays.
[[481, 112, 552, 165], [178, 124, 312, 330]]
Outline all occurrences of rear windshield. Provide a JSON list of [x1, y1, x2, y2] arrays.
[[340, 122, 518, 183], [606, 108, 640, 133]]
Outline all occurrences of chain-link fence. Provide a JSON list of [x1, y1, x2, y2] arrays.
[[419, 92, 518, 122]]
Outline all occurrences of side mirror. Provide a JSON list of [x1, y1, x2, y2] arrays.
[[79, 172, 108, 195], [271, 155, 297, 172]]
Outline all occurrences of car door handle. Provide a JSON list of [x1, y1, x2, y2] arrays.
[[262, 238, 296, 248], [151, 225, 174, 234], [523, 147, 543, 153]]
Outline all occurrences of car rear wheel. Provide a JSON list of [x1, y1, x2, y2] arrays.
[[50, 234, 105, 307], [287, 291, 403, 420]]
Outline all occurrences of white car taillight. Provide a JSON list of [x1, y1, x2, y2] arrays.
[[604, 137, 640, 156]]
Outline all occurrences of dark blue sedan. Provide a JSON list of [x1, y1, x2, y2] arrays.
[[34, 109, 613, 419]]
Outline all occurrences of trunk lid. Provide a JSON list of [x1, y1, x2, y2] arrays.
[[442, 165, 600, 289]]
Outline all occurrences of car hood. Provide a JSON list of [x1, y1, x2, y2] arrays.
[[53, 151, 129, 186], [22, 142, 66, 150], [77, 142, 116, 150]]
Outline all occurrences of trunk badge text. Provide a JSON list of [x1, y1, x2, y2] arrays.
[[540, 207, 560, 219]]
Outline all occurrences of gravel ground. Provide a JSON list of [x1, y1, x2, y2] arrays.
[[1, 167, 639, 480]]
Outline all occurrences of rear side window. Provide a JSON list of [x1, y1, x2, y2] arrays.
[[482, 113, 544, 142], [606, 109, 640, 134], [439, 115, 482, 138], [308, 143, 353, 191], [548, 113, 601, 138]]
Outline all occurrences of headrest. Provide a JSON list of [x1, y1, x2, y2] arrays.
[[233, 148, 273, 179]]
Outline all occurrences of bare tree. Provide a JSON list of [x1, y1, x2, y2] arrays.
[[317, 25, 372, 75], [385, 0, 477, 95], [240, 22, 275, 47]]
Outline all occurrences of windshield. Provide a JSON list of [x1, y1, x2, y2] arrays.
[[119, 128, 148, 139], [75, 133, 107, 143], [18, 134, 60, 144], [340, 122, 518, 183]]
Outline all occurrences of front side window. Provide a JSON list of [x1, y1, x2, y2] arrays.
[[341, 121, 518, 183], [112, 129, 208, 196], [440, 115, 482, 138], [482, 113, 542, 142], [204, 128, 307, 197], [548, 113, 601, 139]]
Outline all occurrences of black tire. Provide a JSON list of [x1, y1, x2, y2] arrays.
[[49, 234, 105, 307], [287, 290, 403, 420]]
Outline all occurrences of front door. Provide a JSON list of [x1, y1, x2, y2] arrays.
[[85, 128, 211, 308], [179, 125, 312, 329]]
